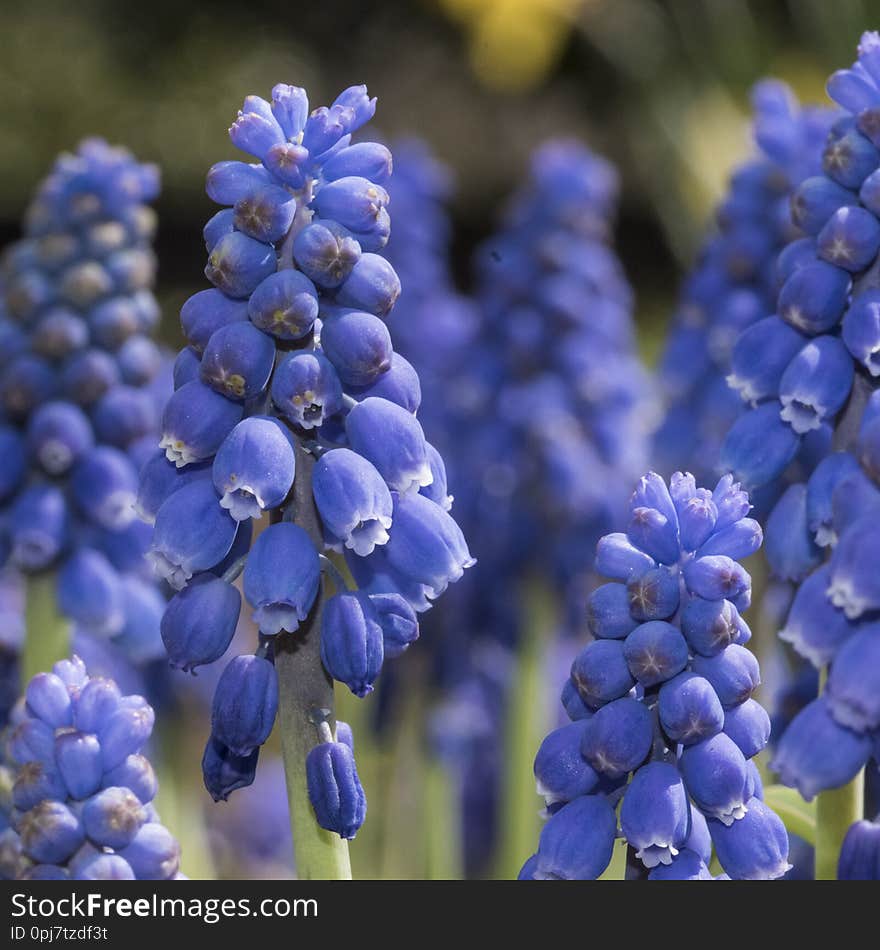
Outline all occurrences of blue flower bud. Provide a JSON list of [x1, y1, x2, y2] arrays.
[[180, 289, 249, 354], [204, 208, 235, 252], [691, 644, 760, 708], [320, 591, 384, 697], [587, 583, 638, 639], [0, 355, 57, 418], [332, 85, 377, 133], [764, 484, 822, 582], [533, 795, 617, 880], [320, 309, 393, 387], [560, 679, 593, 722], [211, 654, 278, 757], [57, 549, 124, 637], [419, 442, 451, 509], [778, 259, 851, 334], [533, 720, 597, 805], [0, 427, 26, 502], [806, 452, 862, 546], [104, 755, 157, 804], [828, 516, 880, 618], [306, 740, 367, 840], [212, 416, 295, 521], [823, 121, 880, 188], [200, 321, 275, 401], [648, 849, 713, 880], [301, 105, 350, 159], [160, 380, 244, 468], [723, 698, 770, 759], [13, 763, 68, 812], [313, 448, 392, 556], [270, 83, 309, 139], [322, 142, 392, 184], [293, 221, 361, 289], [383, 492, 474, 598], [98, 695, 155, 771], [205, 160, 273, 205], [88, 296, 140, 349], [205, 231, 275, 299], [779, 564, 856, 667], [368, 592, 418, 659], [571, 639, 634, 709], [623, 621, 689, 687], [172, 347, 201, 390], [69, 847, 135, 880], [9, 484, 69, 570], [838, 820, 880, 879], [518, 855, 539, 880], [161, 575, 241, 673], [831, 470, 880, 540], [708, 797, 791, 879], [313, 176, 389, 234], [779, 337, 854, 435], [118, 335, 162, 386], [825, 624, 880, 732], [59, 349, 120, 405], [148, 480, 238, 589], [117, 823, 180, 880], [790, 175, 855, 234], [18, 801, 84, 865], [333, 254, 401, 317], [696, 517, 763, 561], [680, 733, 748, 825], [8, 719, 55, 766], [719, 402, 801, 490], [26, 401, 94, 475], [91, 384, 158, 449], [580, 697, 652, 777], [33, 308, 88, 360], [682, 555, 750, 603], [73, 677, 122, 733], [229, 101, 286, 158], [270, 351, 343, 429], [626, 567, 680, 622], [686, 805, 712, 865], [348, 351, 422, 414], [248, 269, 319, 341], [621, 762, 690, 868], [594, 532, 656, 581], [135, 450, 211, 525], [681, 597, 742, 657], [772, 696, 873, 800], [233, 185, 296, 244], [659, 672, 724, 745], [727, 316, 807, 407], [626, 506, 679, 565], [242, 522, 321, 635], [817, 205, 880, 271], [80, 786, 146, 850], [202, 734, 259, 802]]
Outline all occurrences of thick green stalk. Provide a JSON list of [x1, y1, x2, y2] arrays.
[[274, 443, 352, 880], [814, 668, 864, 880], [22, 572, 71, 684]]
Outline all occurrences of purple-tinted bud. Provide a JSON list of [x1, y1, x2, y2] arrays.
[[270, 351, 343, 429], [626, 507, 679, 566], [242, 522, 320, 635], [838, 820, 880, 880], [723, 700, 769, 761], [9, 484, 68, 570], [211, 654, 277, 757], [60, 349, 120, 405], [680, 733, 748, 825], [0, 356, 57, 419], [320, 591, 384, 697], [571, 639, 634, 709], [322, 142, 391, 184], [560, 678, 593, 722], [202, 734, 259, 802], [806, 452, 862, 546], [205, 231, 275, 300], [626, 568, 680, 622], [333, 254, 401, 317], [580, 697, 652, 777], [301, 105, 351, 159], [313, 448, 392, 556], [33, 309, 88, 360], [229, 102, 286, 161], [594, 532, 656, 581], [313, 177, 388, 234], [27, 401, 94, 475], [336, 720, 354, 752], [173, 347, 201, 390], [683, 555, 750, 603], [69, 847, 135, 881], [270, 83, 309, 139], [135, 450, 211, 525], [691, 644, 760, 708], [587, 583, 638, 640], [719, 402, 801, 490], [212, 416, 295, 521], [696, 518, 763, 561], [778, 260, 851, 335], [623, 621, 689, 687], [104, 755, 157, 805], [843, 290, 880, 376], [780, 564, 856, 667], [306, 740, 367, 840], [648, 849, 713, 880], [621, 762, 690, 868], [12, 763, 68, 812], [320, 309, 393, 387], [8, 719, 55, 766], [117, 823, 180, 880], [828, 516, 880, 619], [148, 480, 238, 589], [18, 801, 84, 864], [92, 385, 158, 449], [349, 352, 422, 414], [89, 296, 140, 349], [233, 185, 296, 244], [70, 446, 139, 530], [73, 678, 122, 733], [659, 672, 724, 745], [817, 205, 880, 271], [161, 575, 241, 673], [533, 720, 597, 806], [98, 695, 155, 771], [419, 442, 451, 510], [681, 597, 742, 657], [790, 176, 855, 234], [727, 317, 808, 406], [203, 208, 235, 252], [533, 795, 617, 880], [293, 221, 361, 289], [823, 122, 880, 188], [779, 337, 854, 434], [367, 592, 418, 659], [825, 624, 880, 732], [383, 492, 474, 598], [57, 549, 124, 636], [118, 336, 162, 386], [205, 160, 273, 205], [160, 380, 244, 468], [765, 483, 822, 582], [248, 269, 319, 341], [80, 786, 146, 850], [200, 322, 275, 401], [180, 289, 249, 354]]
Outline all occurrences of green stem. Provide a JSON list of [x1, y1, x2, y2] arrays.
[[274, 443, 351, 880], [22, 573, 71, 685], [814, 668, 864, 880]]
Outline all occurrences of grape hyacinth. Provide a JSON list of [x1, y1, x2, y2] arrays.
[[141, 84, 472, 870], [654, 81, 834, 499], [0, 140, 168, 681], [520, 472, 790, 881], [0, 656, 180, 880]]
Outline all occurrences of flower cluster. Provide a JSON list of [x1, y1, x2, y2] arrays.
[[141, 84, 472, 838], [716, 34, 880, 809], [0, 140, 167, 664], [520, 472, 790, 880], [654, 81, 834, 498], [0, 656, 180, 880]]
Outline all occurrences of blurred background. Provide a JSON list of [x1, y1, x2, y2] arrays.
[[3, 0, 879, 879]]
